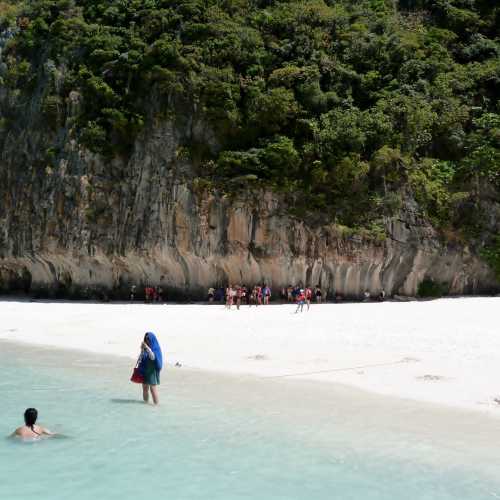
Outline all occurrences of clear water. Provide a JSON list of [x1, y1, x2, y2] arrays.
[[1, 341, 500, 500]]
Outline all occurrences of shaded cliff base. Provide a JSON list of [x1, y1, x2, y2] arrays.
[[1, 248, 498, 301]]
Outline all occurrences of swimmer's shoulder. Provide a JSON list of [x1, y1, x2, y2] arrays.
[[12, 426, 26, 437], [10, 426, 56, 439]]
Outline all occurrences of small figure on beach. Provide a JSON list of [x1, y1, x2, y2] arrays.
[[378, 289, 386, 301], [249, 285, 258, 306], [139, 332, 163, 405], [207, 287, 215, 303], [144, 286, 154, 303], [295, 289, 306, 313], [262, 284, 271, 305], [130, 285, 136, 302], [236, 285, 243, 310], [242, 285, 249, 305], [214, 287, 224, 303], [315, 285, 323, 304], [363, 290, 371, 302], [225, 285, 234, 309], [305, 285, 313, 310], [12, 408, 54, 439]]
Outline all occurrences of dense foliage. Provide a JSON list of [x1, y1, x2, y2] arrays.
[[0, 0, 499, 239]]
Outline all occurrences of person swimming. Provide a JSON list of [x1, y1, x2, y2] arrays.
[[12, 408, 55, 439]]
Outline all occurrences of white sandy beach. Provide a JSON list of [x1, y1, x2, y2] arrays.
[[1, 297, 499, 415]]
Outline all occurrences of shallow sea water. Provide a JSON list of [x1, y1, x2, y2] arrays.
[[1, 341, 500, 500]]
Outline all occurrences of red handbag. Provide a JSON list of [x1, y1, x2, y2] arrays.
[[130, 356, 144, 384]]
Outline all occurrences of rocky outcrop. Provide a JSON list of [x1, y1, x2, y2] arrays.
[[1, 113, 497, 299], [0, 48, 498, 299]]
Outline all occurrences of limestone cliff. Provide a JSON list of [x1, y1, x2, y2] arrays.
[[0, 29, 498, 299], [0, 112, 497, 299]]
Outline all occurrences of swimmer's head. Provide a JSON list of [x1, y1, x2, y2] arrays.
[[24, 408, 38, 428]]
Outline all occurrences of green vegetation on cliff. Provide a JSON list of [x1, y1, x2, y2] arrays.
[[0, 0, 499, 239]]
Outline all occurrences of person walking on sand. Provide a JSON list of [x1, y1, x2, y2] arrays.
[[138, 332, 163, 405], [12, 408, 55, 439], [295, 289, 306, 313]]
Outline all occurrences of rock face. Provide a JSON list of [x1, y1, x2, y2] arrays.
[[0, 47, 497, 299], [1, 112, 497, 299]]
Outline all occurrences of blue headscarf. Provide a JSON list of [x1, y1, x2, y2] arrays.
[[139, 332, 163, 372]]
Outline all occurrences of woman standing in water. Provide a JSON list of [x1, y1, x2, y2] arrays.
[[12, 408, 54, 439], [139, 332, 163, 405]]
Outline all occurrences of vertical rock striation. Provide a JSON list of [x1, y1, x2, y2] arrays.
[[0, 115, 497, 298]]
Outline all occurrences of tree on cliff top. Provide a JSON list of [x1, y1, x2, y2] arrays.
[[0, 0, 499, 243]]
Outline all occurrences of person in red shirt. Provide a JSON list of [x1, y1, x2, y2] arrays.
[[295, 289, 306, 313], [305, 286, 313, 310]]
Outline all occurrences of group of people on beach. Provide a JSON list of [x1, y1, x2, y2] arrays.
[[12, 331, 164, 441], [208, 284, 273, 309], [206, 284, 323, 311], [282, 285, 323, 306], [128, 283, 386, 305], [130, 285, 164, 303]]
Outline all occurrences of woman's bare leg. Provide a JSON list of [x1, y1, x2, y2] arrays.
[[142, 384, 149, 403], [150, 385, 159, 405]]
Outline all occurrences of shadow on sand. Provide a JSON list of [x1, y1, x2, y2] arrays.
[[110, 398, 145, 405]]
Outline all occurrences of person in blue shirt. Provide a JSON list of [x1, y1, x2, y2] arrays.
[[138, 332, 163, 405]]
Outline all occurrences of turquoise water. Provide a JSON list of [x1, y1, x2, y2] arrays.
[[1, 341, 500, 500]]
